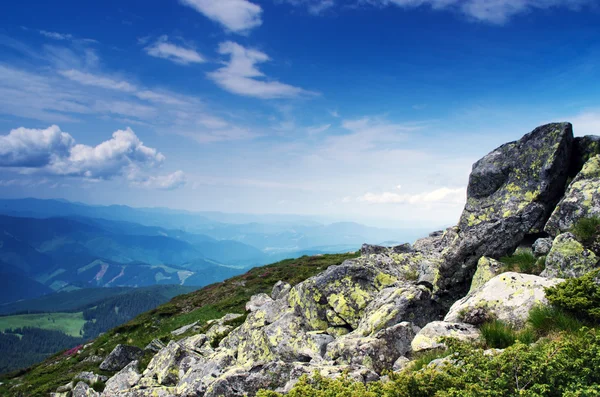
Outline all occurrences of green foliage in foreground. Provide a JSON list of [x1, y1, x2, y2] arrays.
[[259, 328, 600, 397], [570, 216, 600, 252], [499, 249, 545, 275], [546, 269, 600, 322], [480, 320, 535, 349], [0, 252, 359, 397]]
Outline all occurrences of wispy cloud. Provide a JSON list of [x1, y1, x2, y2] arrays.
[[179, 0, 263, 33], [144, 36, 205, 65], [59, 69, 137, 92], [278, 0, 336, 15], [208, 41, 318, 99], [357, 186, 465, 205], [39, 30, 74, 40], [306, 123, 331, 135]]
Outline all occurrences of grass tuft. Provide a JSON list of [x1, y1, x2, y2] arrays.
[[499, 249, 544, 275], [528, 305, 585, 335], [480, 320, 535, 349], [570, 216, 600, 244]]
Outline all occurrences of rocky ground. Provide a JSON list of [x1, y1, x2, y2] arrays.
[[47, 122, 600, 397]]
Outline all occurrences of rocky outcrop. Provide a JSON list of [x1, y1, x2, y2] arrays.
[[541, 233, 598, 278], [99, 344, 143, 372], [435, 123, 573, 302], [569, 135, 600, 178], [445, 272, 563, 327], [533, 237, 553, 257], [72, 382, 99, 397], [411, 321, 480, 352], [546, 155, 600, 236]]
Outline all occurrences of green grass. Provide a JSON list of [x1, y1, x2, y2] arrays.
[[409, 348, 450, 371], [480, 320, 535, 349], [0, 313, 85, 337], [499, 248, 544, 275], [0, 252, 359, 397], [528, 305, 585, 335]]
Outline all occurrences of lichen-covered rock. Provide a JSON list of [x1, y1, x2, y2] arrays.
[[99, 344, 143, 372], [546, 155, 600, 236], [271, 281, 291, 300], [437, 123, 573, 302], [469, 257, 505, 293], [569, 135, 600, 178], [411, 321, 480, 352], [141, 341, 188, 386], [326, 322, 419, 373], [392, 356, 410, 372], [145, 339, 166, 353], [541, 233, 598, 278], [102, 361, 141, 396], [445, 272, 563, 327], [533, 237, 553, 257], [111, 387, 176, 397], [72, 381, 100, 397]]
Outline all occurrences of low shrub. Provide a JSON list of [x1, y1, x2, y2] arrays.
[[499, 249, 544, 275], [545, 270, 600, 322], [570, 216, 600, 248]]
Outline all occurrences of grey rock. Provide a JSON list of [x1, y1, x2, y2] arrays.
[[361, 244, 389, 255], [82, 355, 104, 364], [99, 344, 143, 372], [546, 154, 600, 236], [75, 371, 108, 385], [145, 339, 166, 353], [436, 123, 573, 302], [171, 321, 198, 336], [72, 381, 99, 397], [102, 361, 141, 396], [533, 237, 553, 257], [411, 321, 480, 352], [271, 280, 291, 300], [142, 341, 187, 386], [469, 256, 505, 293], [445, 272, 563, 327], [392, 356, 410, 372], [569, 135, 600, 178], [245, 293, 273, 312], [541, 233, 598, 278]]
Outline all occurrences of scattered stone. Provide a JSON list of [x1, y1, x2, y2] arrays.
[[75, 372, 108, 385], [72, 381, 99, 397], [533, 237, 553, 257], [102, 360, 142, 395], [99, 344, 143, 372], [145, 339, 166, 353], [445, 272, 563, 327], [392, 356, 410, 372], [245, 293, 273, 312], [82, 355, 104, 364], [361, 244, 389, 255], [411, 321, 481, 352], [541, 233, 598, 278], [171, 321, 198, 336]]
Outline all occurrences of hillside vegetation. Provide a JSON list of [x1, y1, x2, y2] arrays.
[[0, 252, 359, 396]]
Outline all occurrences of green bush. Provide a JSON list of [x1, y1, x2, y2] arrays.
[[528, 305, 585, 335], [499, 249, 544, 275], [259, 328, 600, 397], [570, 216, 600, 245], [545, 270, 600, 322], [480, 320, 535, 349]]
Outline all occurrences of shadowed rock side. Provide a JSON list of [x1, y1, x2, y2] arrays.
[[43, 122, 600, 397]]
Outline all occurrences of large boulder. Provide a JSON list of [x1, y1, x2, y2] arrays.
[[568, 135, 600, 178], [445, 272, 563, 327], [102, 361, 142, 396], [436, 123, 573, 302], [546, 155, 600, 236], [411, 321, 481, 352], [541, 233, 598, 278], [72, 382, 99, 397], [99, 345, 143, 372], [469, 256, 505, 293]]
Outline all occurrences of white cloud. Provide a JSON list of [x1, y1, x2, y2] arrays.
[[306, 123, 331, 135], [367, 0, 594, 24], [59, 69, 137, 92], [0, 125, 184, 189], [130, 170, 187, 190], [0, 125, 74, 167], [145, 36, 205, 65], [279, 0, 336, 15], [357, 186, 465, 205], [179, 0, 262, 33], [208, 41, 317, 99]]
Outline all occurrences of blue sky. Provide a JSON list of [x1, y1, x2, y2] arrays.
[[0, 0, 598, 227]]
